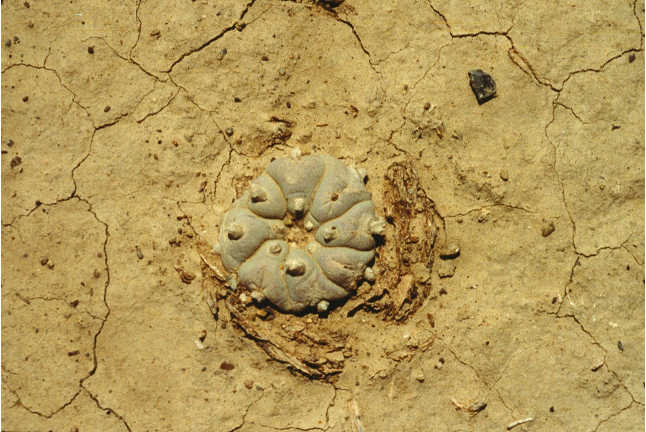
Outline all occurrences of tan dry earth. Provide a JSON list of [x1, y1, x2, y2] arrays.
[[1, 0, 644, 431]]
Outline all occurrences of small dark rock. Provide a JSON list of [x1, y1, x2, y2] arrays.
[[261, 55, 269, 61], [24, 1, 30, 8], [618, 340, 624, 351], [541, 219, 555, 237], [104, 106, 111, 113], [10, 156, 22, 168], [5, 39, 11, 48], [22, 96, 28, 102], [225, 127, 234, 137], [7, 139, 14, 147], [234, 97, 241, 103], [220, 361, 235, 370], [468, 69, 497, 105], [629, 53, 636, 63], [88, 46, 94, 54]]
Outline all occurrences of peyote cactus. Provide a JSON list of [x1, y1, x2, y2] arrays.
[[215, 148, 384, 313]]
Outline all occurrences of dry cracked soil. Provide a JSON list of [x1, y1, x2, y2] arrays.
[[1, 0, 645, 431]]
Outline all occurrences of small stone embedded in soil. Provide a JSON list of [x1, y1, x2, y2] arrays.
[[5, 39, 11, 47], [244, 380, 254, 389], [440, 242, 460, 259], [93, 269, 100, 278], [618, 340, 624, 351], [88, 46, 94, 54], [414, 369, 425, 382], [136, 246, 144, 259], [10, 156, 22, 169], [467, 400, 487, 413], [225, 127, 234, 137], [216, 48, 227, 60], [500, 168, 509, 181], [541, 219, 555, 237], [468, 69, 497, 104], [629, 53, 636, 63], [104, 106, 111, 113], [22, 96, 28, 102], [220, 361, 235, 370]]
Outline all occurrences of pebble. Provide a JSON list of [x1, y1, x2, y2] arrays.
[[225, 127, 234, 137], [216, 48, 227, 60], [220, 361, 235, 370], [617, 340, 624, 351], [88, 46, 94, 54], [104, 106, 111, 113], [414, 369, 425, 382], [435, 357, 445, 369], [136, 246, 144, 259], [468, 69, 497, 104], [541, 219, 555, 237], [439, 242, 460, 259], [93, 269, 100, 278], [5, 39, 11, 48], [10, 156, 22, 169], [500, 168, 509, 181], [244, 380, 254, 389]]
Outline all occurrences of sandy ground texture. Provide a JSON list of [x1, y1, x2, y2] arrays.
[[2, 0, 645, 431]]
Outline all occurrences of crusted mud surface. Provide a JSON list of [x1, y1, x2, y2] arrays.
[[2, 1, 644, 431]]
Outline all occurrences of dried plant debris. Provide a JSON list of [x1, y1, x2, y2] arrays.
[[468, 69, 497, 104], [203, 149, 439, 378]]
